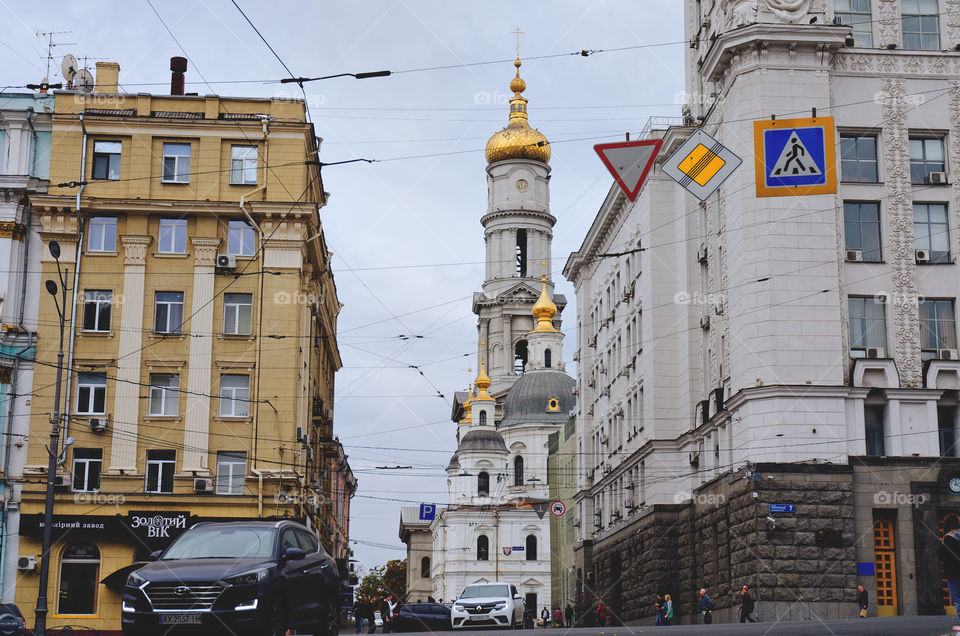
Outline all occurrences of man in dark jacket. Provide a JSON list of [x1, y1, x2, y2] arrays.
[[940, 514, 960, 620], [355, 599, 367, 633], [381, 596, 393, 634], [856, 585, 868, 617], [699, 588, 714, 624], [564, 604, 574, 628], [739, 586, 756, 623]]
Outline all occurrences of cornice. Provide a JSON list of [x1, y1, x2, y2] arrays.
[[481, 208, 556, 227]]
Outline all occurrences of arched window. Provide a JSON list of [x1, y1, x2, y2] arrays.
[[477, 535, 489, 561], [421, 556, 430, 578], [544, 348, 552, 368], [514, 340, 528, 376], [479, 410, 487, 426], [478, 471, 490, 497], [58, 543, 100, 615], [526, 534, 537, 561], [514, 456, 524, 486], [516, 229, 528, 277]]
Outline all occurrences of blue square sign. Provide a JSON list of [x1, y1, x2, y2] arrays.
[[419, 503, 435, 521], [754, 117, 837, 197]]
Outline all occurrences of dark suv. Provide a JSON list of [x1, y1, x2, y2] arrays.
[[121, 520, 340, 636]]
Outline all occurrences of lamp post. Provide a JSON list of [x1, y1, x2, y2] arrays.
[[34, 240, 68, 636]]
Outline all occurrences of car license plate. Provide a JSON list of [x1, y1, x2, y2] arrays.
[[159, 614, 202, 625], [468, 615, 487, 621]]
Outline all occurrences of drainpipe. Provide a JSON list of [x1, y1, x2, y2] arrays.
[[58, 112, 86, 464], [251, 468, 264, 517]]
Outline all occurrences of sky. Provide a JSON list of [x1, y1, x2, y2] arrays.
[[1, 0, 685, 573]]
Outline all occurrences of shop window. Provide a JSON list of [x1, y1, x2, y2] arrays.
[[57, 543, 99, 615]]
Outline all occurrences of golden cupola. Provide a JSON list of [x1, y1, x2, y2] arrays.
[[474, 359, 494, 401], [531, 275, 559, 333], [484, 57, 551, 164]]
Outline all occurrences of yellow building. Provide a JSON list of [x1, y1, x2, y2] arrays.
[[15, 62, 352, 634]]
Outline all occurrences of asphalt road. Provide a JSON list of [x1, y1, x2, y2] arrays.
[[376, 615, 960, 636]]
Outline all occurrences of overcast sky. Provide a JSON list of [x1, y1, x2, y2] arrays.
[[2, 1, 684, 573]]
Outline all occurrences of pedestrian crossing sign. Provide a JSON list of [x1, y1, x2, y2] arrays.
[[754, 116, 837, 197], [660, 129, 743, 202]]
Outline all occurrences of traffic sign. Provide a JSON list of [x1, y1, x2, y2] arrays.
[[533, 502, 548, 519], [550, 501, 566, 517], [419, 503, 435, 521], [661, 129, 742, 201], [754, 116, 836, 197], [594, 139, 663, 201]]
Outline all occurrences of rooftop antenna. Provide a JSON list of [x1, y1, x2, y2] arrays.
[[36, 30, 76, 83], [75, 68, 94, 93], [60, 54, 77, 89]]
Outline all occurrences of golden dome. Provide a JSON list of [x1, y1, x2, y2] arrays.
[[460, 384, 474, 424], [474, 359, 494, 401], [484, 57, 551, 164], [531, 275, 559, 333]]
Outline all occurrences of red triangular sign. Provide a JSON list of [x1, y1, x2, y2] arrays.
[[594, 139, 663, 201]]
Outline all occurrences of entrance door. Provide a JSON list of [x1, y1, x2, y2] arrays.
[[525, 593, 537, 617], [873, 518, 899, 617]]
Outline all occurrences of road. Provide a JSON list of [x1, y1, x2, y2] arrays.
[[380, 615, 959, 636]]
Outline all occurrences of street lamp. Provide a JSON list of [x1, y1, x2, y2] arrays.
[[34, 240, 69, 636]]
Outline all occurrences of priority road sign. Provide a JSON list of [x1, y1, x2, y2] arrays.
[[754, 116, 837, 197], [661, 129, 742, 202], [593, 139, 663, 201]]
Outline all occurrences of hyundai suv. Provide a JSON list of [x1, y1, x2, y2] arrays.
[[121, 520, 340, 636], [450, 582, 524, 629]]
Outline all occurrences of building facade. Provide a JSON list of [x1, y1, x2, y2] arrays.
[[565, 0, 960, 624], [0, 92, 53, 603], [15, 62, 351, 633], [547, 417, 577, 612]]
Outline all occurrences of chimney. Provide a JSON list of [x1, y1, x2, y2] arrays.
[[94, 62, 120, 94], [170, 57, 188, 95]]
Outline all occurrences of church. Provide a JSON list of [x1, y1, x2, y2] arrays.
[[399, 54, 575, 611]]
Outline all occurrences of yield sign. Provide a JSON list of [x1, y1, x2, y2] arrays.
[[594, 139, 663, 201]]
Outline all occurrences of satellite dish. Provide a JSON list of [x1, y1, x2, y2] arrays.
[[61, 54, 78, 82], [75, 68, 94, 93]]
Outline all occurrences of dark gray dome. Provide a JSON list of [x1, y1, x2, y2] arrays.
[[458, 428, 508, 453], [500, 369, 576, 427], [446, 453, 460, 471]]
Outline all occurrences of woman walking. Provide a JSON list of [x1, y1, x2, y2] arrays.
[[662, 594, 674, 626]]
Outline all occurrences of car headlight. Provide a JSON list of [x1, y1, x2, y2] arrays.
[[126, 571, 147, 587], [223, 568, 268, 586], [494, 602, 506, 610], [454, 604, 467, 611]]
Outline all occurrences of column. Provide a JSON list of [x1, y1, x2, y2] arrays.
[[182, 238, 219, 472], [108, 235, 151, 472], [502, 315, 512, 377]]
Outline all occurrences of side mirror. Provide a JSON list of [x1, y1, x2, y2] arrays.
[[284, 547, 306, 561], [148, 550, 163, 561], [514, 594, 521, 600]]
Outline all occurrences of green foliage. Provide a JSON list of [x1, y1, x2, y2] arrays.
[[356, 559, 407, 602]]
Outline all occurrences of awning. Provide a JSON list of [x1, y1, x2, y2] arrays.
[[100, 562, 147, 591]]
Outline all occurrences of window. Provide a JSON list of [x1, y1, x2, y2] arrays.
[[545, 348, 552, 368], [901, 0, 940, 50], [421, 556, 430, 578], [223, 293, 253, 335], [91, 140, 121, 180], [230, 145, 258, 185], [910, 137, 945, 184], [76, 373, 106, 414], [834, 0, 873, 46], [280, 529, 300, 553], [844, 202, 882, 261], [295, 530, 319, 553], [219, 374, 250, 417], [914, 203, 951, 263], [514, 455, 524, 486], [72, 449, 102, 492], [920, 299, 957, 360], [849, 296, 887, 356], [158, 218, 187, 254], [216, 451, 247, 495], [865, 405, 885, 456], [57, 544, 99, 615], [477, 471, 490, 497], [161, 142, 191, 183], [940, 406, 958, 457], [148, 373, 179, 416], [839, 135, 878, 182], [514, 340, 528, 376], [82, 290, 112, 331], [154, 292, 184, 333], [479, 410, 487, 426], [526, 534, 537, 561], [515, 229, 527, 277], [228, 220, 256, 256], [145, 450, 175, 493], [477, 535, 489, 561], [87, 217, 116, 252]]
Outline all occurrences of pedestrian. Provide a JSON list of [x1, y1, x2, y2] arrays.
[[597, 601, 608, 627], [565, 603, 574, 628], [699, 588, 714, 624], [554, 607, 563, 627], [654, 594, 664, 626], [662, 594, 673, 626], [380, 595, 392, 634], [739, 586, 757, 623], [368, 596, 378, 634], [541, 606, 550, 627], [355, 598, 366, 634], [940, 513, 960, 622], [856, 585, 868, 618]]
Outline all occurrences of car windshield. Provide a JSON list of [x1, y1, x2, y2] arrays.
[[459, 584, 509, 599], [161, 527, 275, 559]]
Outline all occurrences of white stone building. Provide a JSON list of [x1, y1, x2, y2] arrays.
[[564, 0, 960, 623]]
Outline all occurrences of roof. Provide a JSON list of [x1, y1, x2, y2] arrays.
[[499, 369, 576, 428], [446, 453, 460, 471], [458, 428, 508, 453]]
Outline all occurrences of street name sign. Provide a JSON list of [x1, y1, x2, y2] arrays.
[[754, 116, 837, 197], [661, 129, 742, 201], [593, 139, 663, 201], [769, 504, 796, 513]]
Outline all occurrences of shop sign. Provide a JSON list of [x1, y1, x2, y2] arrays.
[[125, 512, 190, 539]]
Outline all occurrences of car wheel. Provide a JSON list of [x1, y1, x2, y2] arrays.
[[316, 599, 340, 636]]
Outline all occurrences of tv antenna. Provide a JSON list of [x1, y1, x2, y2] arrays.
[[75, 68, 95, 93], [36, 30, 76, 83], [61, 54, 78, 88]]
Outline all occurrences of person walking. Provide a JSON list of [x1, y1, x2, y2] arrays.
[[597, 601, 608, 627], [368, 596, 379, 634], [541, 606, 550, 628], [355, 598, 366, 634], [940, 514, 960, 622], [554, 607, 563, 628], [662, 594, 673, 626], [856, 585, 868, 618], [380, 595, 393, 634], [654, 594, 664, 626], [699, 588, 714, 624], [739, 586, 757, 623], [565, 603, 574, 628]]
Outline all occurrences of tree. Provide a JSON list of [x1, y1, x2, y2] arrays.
[[356, 559, 407, 602]]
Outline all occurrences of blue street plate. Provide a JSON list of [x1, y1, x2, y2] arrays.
[[159, 614, 203, 625]]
